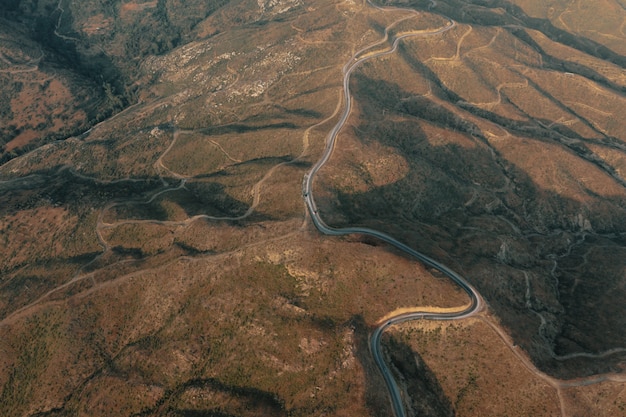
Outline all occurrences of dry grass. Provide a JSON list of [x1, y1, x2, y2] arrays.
[[1, 72, 92, 153], [161, 132, 239, 176], [315, 0, 626, 387], [0, 231, 464, 416], [2, 0, 626, 414], [394, 318, 562, 417], [525, 28, 626, 88], [1, 127, 172, 181], [490, 134, 626, 201], [561, 380, 626, 416]]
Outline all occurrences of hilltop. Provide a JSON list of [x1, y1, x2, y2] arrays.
[[0, 0, 625, 416]]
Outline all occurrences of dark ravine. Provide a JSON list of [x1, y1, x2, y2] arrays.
[[383, 334, 454, 417]]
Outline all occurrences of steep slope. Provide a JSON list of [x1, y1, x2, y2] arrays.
[[0, 1, 466, 415], [0, 16, 104, 159], [317, 0, 626, 378], [0, 0, 242, 159], [1, 0, 625, 416]]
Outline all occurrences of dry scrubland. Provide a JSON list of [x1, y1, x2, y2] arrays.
[[1, 0, 626, 415], [0, 23, 100, 157], [0, 0, 470, 415], [390, 318, 626, 416], [320, 0, 626, 373], [0, 229, 467, 416]]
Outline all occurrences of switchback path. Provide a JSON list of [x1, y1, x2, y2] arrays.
[[302, 1, 626, 415], [301, 2, 484, 416]]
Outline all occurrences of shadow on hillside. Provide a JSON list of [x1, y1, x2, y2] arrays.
[[351, 315, 455, 417], [351, 315, 394, 416], [152, 377, 286, 417], [384, 331, 455, 417], [319, 70, 626, 377], [0, 163, 273, 321], [404, 0, 626, 66]]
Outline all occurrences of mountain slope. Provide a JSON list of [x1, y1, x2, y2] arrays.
[[0, 0, 625, 416]]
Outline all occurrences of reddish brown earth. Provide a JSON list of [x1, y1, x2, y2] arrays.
[[0, 0, 625, 416]]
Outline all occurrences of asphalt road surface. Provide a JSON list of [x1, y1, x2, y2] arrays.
[[303, 3, 483, 416]]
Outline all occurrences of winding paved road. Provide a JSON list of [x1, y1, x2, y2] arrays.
[[302, 2, 483, 416]]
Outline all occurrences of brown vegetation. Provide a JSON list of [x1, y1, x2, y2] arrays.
[[1, 0, 625, 415]]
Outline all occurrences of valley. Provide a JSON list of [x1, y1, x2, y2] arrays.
[[1, 0, 625, 416]]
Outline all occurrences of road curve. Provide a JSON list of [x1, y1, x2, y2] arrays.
[[302, 2, 483, 416]]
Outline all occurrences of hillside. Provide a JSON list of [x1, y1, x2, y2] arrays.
[[0, 0, 625, 416], [318, 0, 626, 378]]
